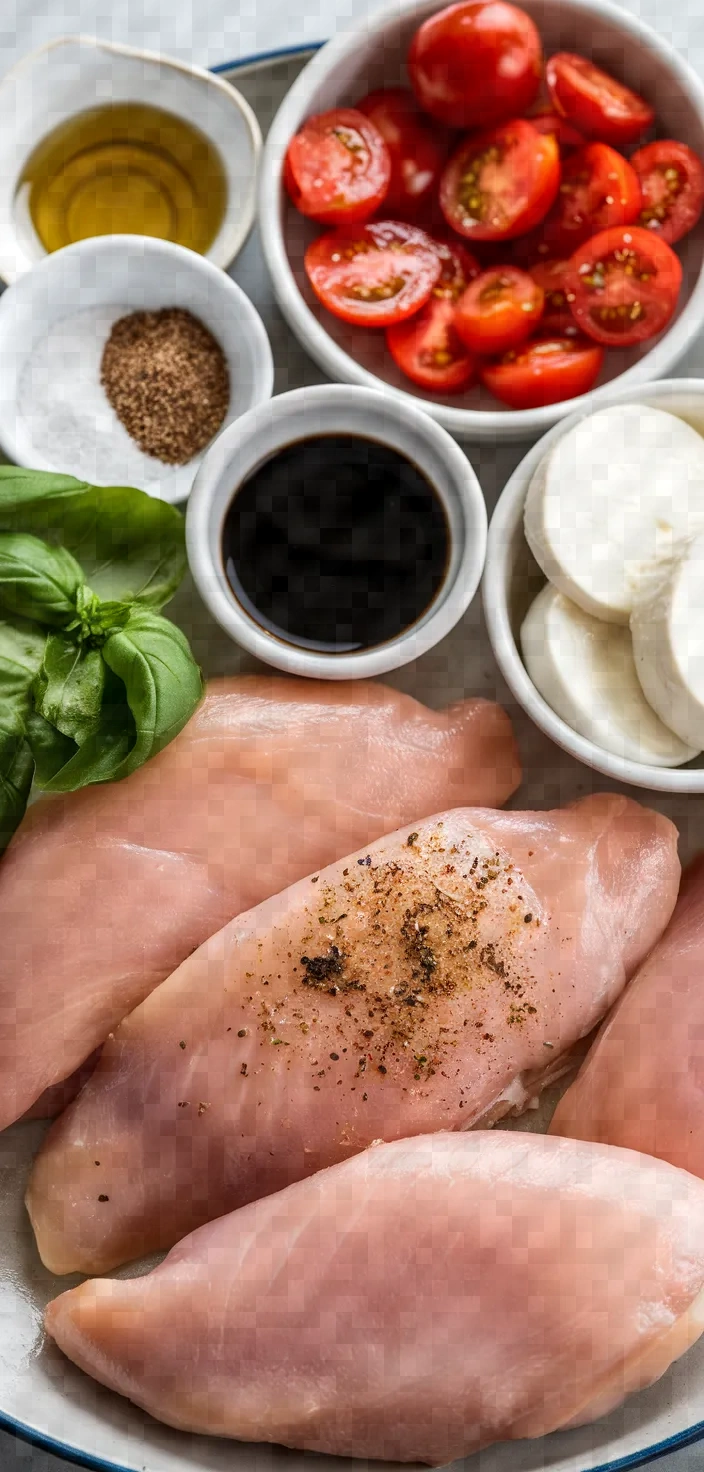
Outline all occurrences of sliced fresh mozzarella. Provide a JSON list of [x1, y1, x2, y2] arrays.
[[631, 531, 704, 750], [524, 404, 704, 625], [521, 582, 699, 766]]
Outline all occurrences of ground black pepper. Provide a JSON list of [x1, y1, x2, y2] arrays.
[[101, 307, 230, 465]]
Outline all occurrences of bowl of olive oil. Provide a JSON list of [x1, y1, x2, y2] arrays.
[[0, 36, 262, 282]]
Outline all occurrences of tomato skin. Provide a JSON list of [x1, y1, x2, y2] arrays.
[[304, 220, 442, 327], [408, 0, 542, 129], [529, 258, 577, 331], [283, 152, 299, 204], [432, 238, 482, 297], [632, 140, 704, 244], [284, 109, 391, 224], [529, 109, 586, 154], [386, 296, 478, 392], [355, 87, 450, 219], [454, 266, 544, 354], [565, 224, 683, 346], [546, 52, 655, 146], [539, 142, 642, 256], [480, 334, 604, 408], [439, 120, 560, 241], [384, 236, 481, 391]]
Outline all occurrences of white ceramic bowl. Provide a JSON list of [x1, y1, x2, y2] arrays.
[[0, 35, 262, 281], [187, 383, 487, 678], [259, 0, 704, 444], [483, 377, 704, 792], [0, 234, 274, 504]]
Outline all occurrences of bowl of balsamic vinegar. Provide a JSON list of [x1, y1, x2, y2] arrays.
[[186, 385, 487, 680]]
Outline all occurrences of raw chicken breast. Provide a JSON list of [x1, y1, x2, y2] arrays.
[[28, 794, 679, 1276], [45, 1131, 704, 1465], [551, 854, 704, 1171], [21, 1057, 100, 1122], [0, 677, 519, 1129]]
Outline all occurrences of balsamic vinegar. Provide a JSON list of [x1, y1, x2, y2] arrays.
[[221, 434, 450, 653]]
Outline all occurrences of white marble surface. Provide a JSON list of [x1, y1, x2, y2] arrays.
[[3, 0, 704, 79], [3, 0, 704, 1467]]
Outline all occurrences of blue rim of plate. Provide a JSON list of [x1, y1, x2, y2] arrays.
[[2, 1396, 704, 1472], [211, 40, 324, 70], [0, 34, 702, 1472]]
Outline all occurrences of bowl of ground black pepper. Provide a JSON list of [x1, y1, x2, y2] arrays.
[[0, 234, 274, 502], [100, 307, 232, 468]]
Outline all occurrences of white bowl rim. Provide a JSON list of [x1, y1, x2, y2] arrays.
[[186, 381, 488, 679], [0, 232, 275, 491], [483, 375, 704, 792], [0, 33, 263, 278], [259, 0, 704, 443]]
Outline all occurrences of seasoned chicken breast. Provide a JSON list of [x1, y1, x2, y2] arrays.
[[28, 793, 679, 1275]]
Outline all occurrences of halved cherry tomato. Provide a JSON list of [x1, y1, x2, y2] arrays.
[[432, 238, 482, 298], [566, 224, 682, 346], [538, 142, 642, 255], [546, 52, 654, 146], [284, 108, 391, 224], [355, 87, 450, 219], [386, 297, 478, 392], [631, 140, 704, 244], [454, 266, 544, 354], [529, 110, 585, 154], [529, 258, 577, 331], [408, 0, 542, 130], [480, 334, 604, 408], [439, 120, 560, 241], [304, 220, 442, 326]]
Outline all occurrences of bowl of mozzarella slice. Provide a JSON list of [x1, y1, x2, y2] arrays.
[[484, 378, 704, 791]]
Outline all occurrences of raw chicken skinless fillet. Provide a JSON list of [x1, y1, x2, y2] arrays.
[[45, 1131, 704, 1465], [0, 676, 520, 1128], [551, 853, 704, 1171], [27, 793, 680, 1276]]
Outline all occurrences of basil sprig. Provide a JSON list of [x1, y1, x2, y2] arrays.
[[0, 469, 203, 852]]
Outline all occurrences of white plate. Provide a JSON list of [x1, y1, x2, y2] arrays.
[[3, 41, 704, 1472]]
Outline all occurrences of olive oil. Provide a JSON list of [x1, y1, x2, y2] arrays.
[[16, 102, 227, 254]]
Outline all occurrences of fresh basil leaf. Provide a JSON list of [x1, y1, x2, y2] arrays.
[[26, 711, 78, 786], [0, 728, 34, 852], [37, 611, 201, 793], [31, 662, 134, 788], [102, 609, 203, 776], [33, 633, 106, 746], [0, 469, 186, 609], [0, 616, 47, 851], [0, 532, 83, 626], [0, 615, 47, 708], [32, 614, 202, 795]]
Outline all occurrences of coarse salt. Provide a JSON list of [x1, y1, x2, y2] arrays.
[[17, 306, 194, 499]]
